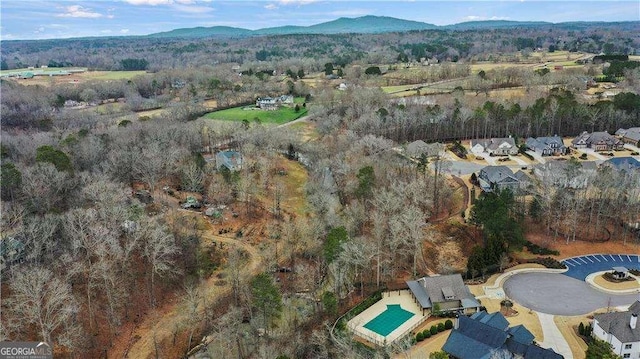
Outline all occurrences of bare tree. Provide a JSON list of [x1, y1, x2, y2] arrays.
[[6, 267, 79, 345]]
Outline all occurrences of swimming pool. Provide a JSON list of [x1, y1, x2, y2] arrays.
[[363, 304, 415, 337]]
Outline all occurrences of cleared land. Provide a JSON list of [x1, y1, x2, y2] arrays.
[[204, 102, 307, 125]]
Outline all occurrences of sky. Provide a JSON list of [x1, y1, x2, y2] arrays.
[[1, 0, 639, 40]]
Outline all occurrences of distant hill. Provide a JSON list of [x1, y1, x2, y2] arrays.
[[146, 16, 637, 39], [148, 26, 252, 38], [444, 20, 551, 30], [148, 15, 437, 38]]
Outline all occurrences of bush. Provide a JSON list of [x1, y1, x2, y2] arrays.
[[524, 241, 560, 256], [578, 322, 585, 336], [445, 319, 453, 330], [527, 257, 566, 269], [430, 325, 438, 335], [416, 332, 425, 341], [423, 330, 431, 338], [437, 323, 445, 332], [579, 153, 588, 160]]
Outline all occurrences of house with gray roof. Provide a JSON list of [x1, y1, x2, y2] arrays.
[[216, 150, 243, 171], [572, 131, 623, 151], [470, 137, 518, 156], [525, 136, 568, 156], [532, 160, 597, 189], [603, 157, 640, 174], [442, 310, 563, 359], [593, 300, 640, 358], [616, 127, 640, 146], [477, 166, 520, 193], [406, 274, 480, 316]]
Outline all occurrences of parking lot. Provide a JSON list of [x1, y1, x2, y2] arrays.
[[562, 254, 640, 281]]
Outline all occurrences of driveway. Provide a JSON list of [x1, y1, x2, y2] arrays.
[[508, 155, 528, 166], [537, 312, 573, 359], [475, 152, 497, 165], [503, 272, 639, 316], [575, 148, 607, 161], [526, 150, 546, 164]]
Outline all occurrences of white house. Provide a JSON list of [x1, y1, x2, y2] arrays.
[[470, 137, 518, 156], [593, 300, 640, 358]]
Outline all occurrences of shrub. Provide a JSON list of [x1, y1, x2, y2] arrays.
[[416, 332, 425, 341], [580, 153, 588, 160], [524, 241, 560, 255], [578, 322, 585, 336], [423, 330, 431, 339], [445, 319, 453, 330], [527, 257, 566, 269], [430, 325, 438, 335], [437, 323, 445, 332]]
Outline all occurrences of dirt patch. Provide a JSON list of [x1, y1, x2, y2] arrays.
[[525, 227, 639, 259]]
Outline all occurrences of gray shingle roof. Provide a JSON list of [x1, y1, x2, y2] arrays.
[[480, 166, 517, 184], [407, 274, 477, 310], [572, 131, 621, 147], [423, 274, 474, 304], [594, 300, 640, 343], [443, 311, 563, 359], [406, 279, 432, 309]]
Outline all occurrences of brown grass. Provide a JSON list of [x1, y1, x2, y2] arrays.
[[593, 274, 640, 291], [555, 316, 588, 359]]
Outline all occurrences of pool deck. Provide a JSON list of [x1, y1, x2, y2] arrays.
[[348, 290, 427, 346]]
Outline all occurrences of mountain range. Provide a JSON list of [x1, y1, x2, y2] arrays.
[[146, 15, 571, 38]]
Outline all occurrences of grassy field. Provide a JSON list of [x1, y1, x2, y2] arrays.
[[82, 71, 147, 80], [204, 99, 307, 125]]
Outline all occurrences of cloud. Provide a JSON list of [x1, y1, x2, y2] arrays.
[[463, 15, 510, 21], [124, 0, 173, 5], [278, 0, 317, 5], [264, 4, 278, 10], [125, 0, 196, 4], [172, 4, 214, 13], [57, 5, 103, 18], [121, 29, 130, 34]]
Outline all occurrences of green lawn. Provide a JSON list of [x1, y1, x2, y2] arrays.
[[204, 101, 307, 125], [85, 71, 147, 80]]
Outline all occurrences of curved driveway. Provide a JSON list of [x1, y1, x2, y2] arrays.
[[503, 272, 639, 315]]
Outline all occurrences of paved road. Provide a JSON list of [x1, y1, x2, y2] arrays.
[[537, 312, 573, 359], [503, 272, 639, 316]]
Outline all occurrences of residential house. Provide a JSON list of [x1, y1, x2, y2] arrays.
[[532, 160, 597, 189], [256, 95, 294, 110], [470, 138, 518, 156], [592, 300, 640, 358], [616, 128, 640, 146], [477, 166, 520, 193], [442, 310, 564, 359], [256, 97, 278, 110], [525, 136, 568, 156], [405, 140, 444, 158], [406, 274, 481, 316], [572, 131, 623, 151], [603, 157, 640, 173], [216, 151, 243, 171]]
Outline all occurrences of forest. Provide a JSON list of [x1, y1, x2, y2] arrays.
[[1, 20, 640, 359]]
